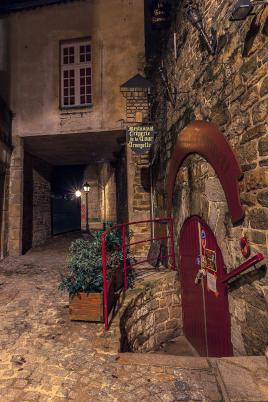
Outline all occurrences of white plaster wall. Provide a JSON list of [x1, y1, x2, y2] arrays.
[[8, 0, 145, 138]]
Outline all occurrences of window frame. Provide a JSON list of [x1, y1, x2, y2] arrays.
[[59, 37, 93, 110]]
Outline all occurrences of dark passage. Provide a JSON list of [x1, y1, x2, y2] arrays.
[[51, 165, 85, 235]]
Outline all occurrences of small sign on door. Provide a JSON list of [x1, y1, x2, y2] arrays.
[[203, 248, 217, 272], [207, 272, 219, 296]]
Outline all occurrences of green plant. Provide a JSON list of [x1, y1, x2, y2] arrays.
[[59, 229, 134, 294]]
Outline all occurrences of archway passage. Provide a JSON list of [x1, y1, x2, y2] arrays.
[[179, 216, 233, 357], [167, 120, 244, 224]]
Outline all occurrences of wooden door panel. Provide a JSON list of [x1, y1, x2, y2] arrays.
[[180, 217, 207, 356], [179, 216, 233, 357]]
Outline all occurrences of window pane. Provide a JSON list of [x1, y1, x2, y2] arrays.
[[61, 41, 92, 107]]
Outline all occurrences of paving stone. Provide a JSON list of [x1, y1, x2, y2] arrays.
[[0, 235, 266, 401]]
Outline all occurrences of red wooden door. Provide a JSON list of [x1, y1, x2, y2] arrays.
[[179, 216, 233, 357]]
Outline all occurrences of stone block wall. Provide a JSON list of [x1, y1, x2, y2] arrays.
[[149, 1, 268, 355], [125, 90, 150, 124], [120, 271, 182, 352], [82, 162, 117, 230], [8, 136, 24, 256], [32, 169, 51, 247], [22, 152, 52, 251]]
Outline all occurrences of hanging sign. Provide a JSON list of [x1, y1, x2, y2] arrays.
[[151, 1, 170, 29], [203, 248, 217, 272], [207, 272, 219, 296], [127, 126, 154, 154]]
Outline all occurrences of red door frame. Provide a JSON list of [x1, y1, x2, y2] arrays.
[[180, 216, 233, 357], [166, 120, 244, 224]]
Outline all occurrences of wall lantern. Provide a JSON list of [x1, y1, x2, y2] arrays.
[[184, 2, 218, 55], [83, 182, 91, 192], [230, 0, 268, 21], [120, 74, 152, 98]]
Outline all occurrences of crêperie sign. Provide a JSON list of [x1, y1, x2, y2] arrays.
[[127, 126, 154, 154]]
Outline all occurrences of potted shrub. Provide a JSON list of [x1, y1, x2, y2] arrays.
[[59, 229, 134, 322]]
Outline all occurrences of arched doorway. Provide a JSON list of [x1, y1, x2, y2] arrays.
[[179, 215, 233, 357]]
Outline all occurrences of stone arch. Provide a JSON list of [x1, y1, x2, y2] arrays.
[[167, 120, 244, 224]]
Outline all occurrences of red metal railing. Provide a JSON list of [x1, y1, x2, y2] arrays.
[[101, 218, 176, 330], [220, 253, 265, 284]]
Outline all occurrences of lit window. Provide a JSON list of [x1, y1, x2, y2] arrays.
[[60, 39, 92, 108]]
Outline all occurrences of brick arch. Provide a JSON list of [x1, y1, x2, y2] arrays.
[[167, 120, 244, 224]]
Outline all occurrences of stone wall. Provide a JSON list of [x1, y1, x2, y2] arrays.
[[120, 271, 182, 352], [149, 0, 268, 355], [23, 152, 52, 251], [115, 148, 129, 224], [32, 168, 51, 247], [127, 151, 151, 257], [82, 162, 117, 230]]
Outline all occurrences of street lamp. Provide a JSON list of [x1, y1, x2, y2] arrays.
[[83, 182, 91, 233]]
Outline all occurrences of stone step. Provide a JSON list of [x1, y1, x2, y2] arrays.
[[117, 352, 210, 368], [117, 354, 268, 402]]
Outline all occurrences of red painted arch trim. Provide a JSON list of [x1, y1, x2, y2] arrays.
[[167, 121, 244, 224]]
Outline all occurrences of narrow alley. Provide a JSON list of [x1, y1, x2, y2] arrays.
[[0, 235, 267, 401]]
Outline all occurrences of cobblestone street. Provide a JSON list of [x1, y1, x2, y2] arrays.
[[0, 235, 267, 402]]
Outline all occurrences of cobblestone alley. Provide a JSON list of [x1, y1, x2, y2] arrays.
[[0, 235, 267, 402]]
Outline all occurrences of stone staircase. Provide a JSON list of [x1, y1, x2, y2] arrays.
[[94, 268, 268, 401]]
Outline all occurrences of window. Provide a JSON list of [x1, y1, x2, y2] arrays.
[[60, 39, 92, 108]]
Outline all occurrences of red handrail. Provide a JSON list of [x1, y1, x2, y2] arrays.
[[220, 253, 264, 284], [101, 217, 176, 330]]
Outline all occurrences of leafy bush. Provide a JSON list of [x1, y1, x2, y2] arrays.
[[59, 229, 134, 294]]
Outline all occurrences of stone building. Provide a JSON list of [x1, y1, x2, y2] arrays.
[[0, 0, 150, 255], [0, 0, 267, 360], [147, 0, 268, 356], [0, 18, 12, 259]]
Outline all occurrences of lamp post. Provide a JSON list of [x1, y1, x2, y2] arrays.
[[83, 182, 91, 233]]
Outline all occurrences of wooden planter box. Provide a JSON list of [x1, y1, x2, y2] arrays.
[[69, 280, 114, 322]]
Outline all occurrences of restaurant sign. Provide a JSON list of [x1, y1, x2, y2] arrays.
[[127, 126, 154, 154], [151, 0, 170, 29]]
